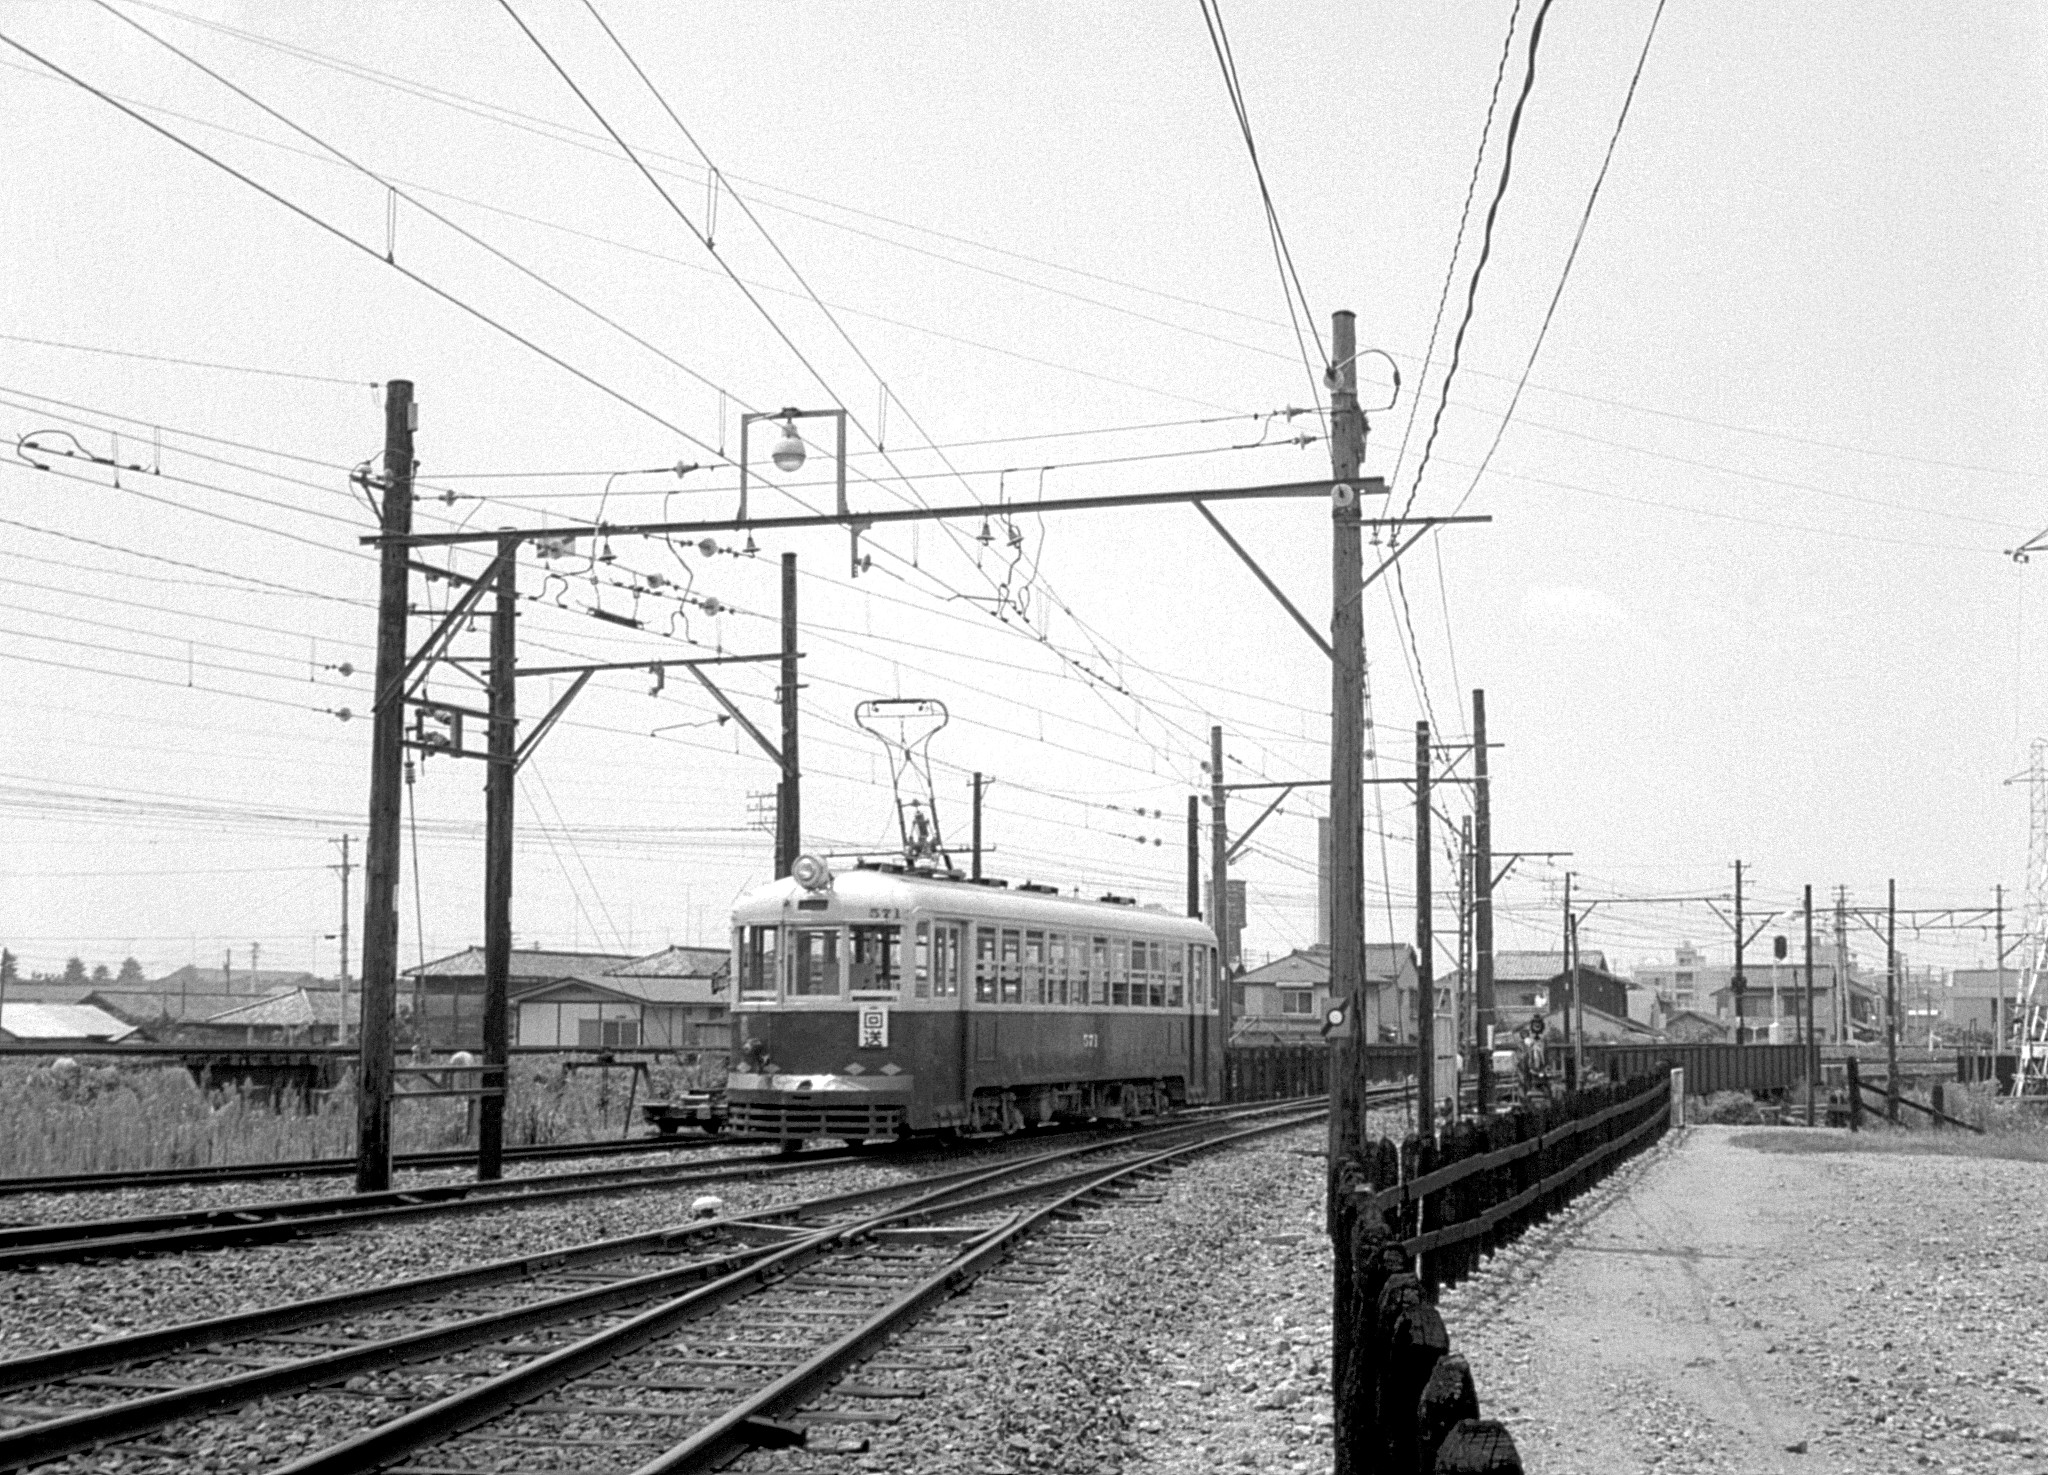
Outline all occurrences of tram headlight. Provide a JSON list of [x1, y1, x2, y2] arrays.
[[792, 854, 832, 892]]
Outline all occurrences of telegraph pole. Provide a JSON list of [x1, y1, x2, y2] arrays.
[[1209, 724, 1229, 1039], [776, 552, 800, 877], [331, 835, 353, 1045], [1732, 859, 1747, 1044], [970, 773, 985, 880], [1456, 814, 1471, 1121], [1186, 796, 1201, 918], [1887, 877, 1899, 1123], [356, 379, 413, 1195], [1560, 871, 1575, 1087], [1804, 884, 1816, 1124], [1328, 309, 1368, 1141], [478, 532, 517, 1182], [1472, 689, 1495, 1112], [1996, 883, 2007, 1053], [1414, 722, 1434, 1129]]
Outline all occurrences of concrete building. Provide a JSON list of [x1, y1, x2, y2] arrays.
[[1638, 942, 1879, 1041], [1945, 967, 2019, 1041]]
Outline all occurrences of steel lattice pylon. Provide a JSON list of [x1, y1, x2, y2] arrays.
[[2015, 740, 2048, 1094]]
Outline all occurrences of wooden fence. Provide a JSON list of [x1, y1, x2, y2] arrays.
[[1222, 1044, 1327, 1102], [1329, 1072, 1674, 1474]]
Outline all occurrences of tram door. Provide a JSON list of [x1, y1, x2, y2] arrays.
[[1187, 943, 1207, 1101]]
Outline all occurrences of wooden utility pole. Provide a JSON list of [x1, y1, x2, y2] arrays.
[[1887, 877, 1899, 1123], [331, 834, 352, 1046], [1732, 859, 1747, 1044], [970, 773, 985, 880], [1996, 883, 2007, 1053], [356, 379, 413, 1195], [1804, 883, 1816, 1124], [1472, 689, 1495, 1113], [1186, 796, 1201, 918], [1456, 813, 1471, 1122], [478, 532, 517, 1182], [776, 552, 800, 877], [1560, 871, 1575, 1089], [1324, 308, 1366, 1475], [1414, 722, 1434, 1129], [1209, 724, 1229, 1039], [1329, 310, 1366, 1144]]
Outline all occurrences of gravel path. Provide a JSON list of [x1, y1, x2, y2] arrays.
[[1436, 1124, 2048, 1475]]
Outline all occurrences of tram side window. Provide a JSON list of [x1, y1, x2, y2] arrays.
[[1047, 933, 1068, 1005], [739, 926, 780, 999], [1110, 938, 1130, 1007], [1000, 928, 1024, 1004], [790, 928, 841, 997], [1137, 941, 1161, 1007], [974, 926, 998, 1003], [932, 922, 963, 999], [849, 924, 902, 995], [914, 922, 931, 999], [1091, 937, 1110, 1006], [1191, 945, 1208, 1009], [1024, 930, 1046, 1004], [1167, 946, 1184, 1008]]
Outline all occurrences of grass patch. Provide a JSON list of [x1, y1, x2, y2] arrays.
[[1731, 1081, 2048, 1163], [0, 1053, 726, 1176]]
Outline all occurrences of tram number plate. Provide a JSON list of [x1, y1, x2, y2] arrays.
[[857, 1006, 889, 1049], [1081, 1032, 1099, 1050]]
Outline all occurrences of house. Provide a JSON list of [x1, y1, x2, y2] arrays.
[[0, 1002, 138, 1044], [1939, 969, 2015, 1040], [405, 948, 638, 1050], [153, 964, 317, 998], [411, 945, 732, 1053], [1233, 943, 1420, 1045], [1546, 999, 1659, 1044], [1489, 950, 1612, 1023], [514, 947, 730, 1053], [196, 987, 352, 1046], [1641, 943, 1879, 1041], [1663, 1008, 1731, 1044]]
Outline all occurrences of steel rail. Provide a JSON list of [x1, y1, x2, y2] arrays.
[[267, 1101, 1335, 1475], [0, 1145, 878, 1267], [637, 1107, 1329, 1473], [0, 1133, 726, 1198], [0, 1100, 1339, 1469]]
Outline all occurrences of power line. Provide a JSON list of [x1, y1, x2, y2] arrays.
[[1446, 0, 1671, 520], [7, 16, 714, 457], [0, 329, 372, 388], [1194, 0, 1327, 418], [1399, 0, 1559, 519]]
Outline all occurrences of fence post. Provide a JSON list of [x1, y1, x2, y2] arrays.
[[1931, 1080, 1945, 1129], [1847, 1055, 1863, 1132], [1670, 1066, 1684, 1128]]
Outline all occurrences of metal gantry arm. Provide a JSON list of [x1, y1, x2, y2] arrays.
[[508, 652, 788, 773]]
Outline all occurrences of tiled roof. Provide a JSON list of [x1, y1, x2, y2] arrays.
[[0, 1003, 137, 1041], [608, 946, 729, 980], [203, 988, 348, 1028], [1236, 943, 1414, 987], [406, 948, 638, 980], [1493, 949, 1609, 981]]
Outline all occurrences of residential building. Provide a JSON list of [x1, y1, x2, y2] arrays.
[[1638, 942, 1880, 1041], [1233, 942, 1420, 1045], [196, 988, 352, 1046], [0, 1002, 137, 1044], [405, 948, 638, 1050], [1663, 1009, 1731, 1044], [516, 946, 730, 1053]]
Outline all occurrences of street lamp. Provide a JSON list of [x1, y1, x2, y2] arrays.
[[738, 406, 861, 572]]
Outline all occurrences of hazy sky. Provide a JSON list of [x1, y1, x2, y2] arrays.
[[2, 1, 2043, 983]]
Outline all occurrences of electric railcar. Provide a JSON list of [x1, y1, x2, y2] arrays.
[[724, 858, 1223, 1142]]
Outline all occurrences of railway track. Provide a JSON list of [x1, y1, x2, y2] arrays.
[[0, 1136, 726, 1199], [0, 1144, 882, 1269], [0, 1095, 1353, 1474], [0, 1096, 1347, 1268]]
